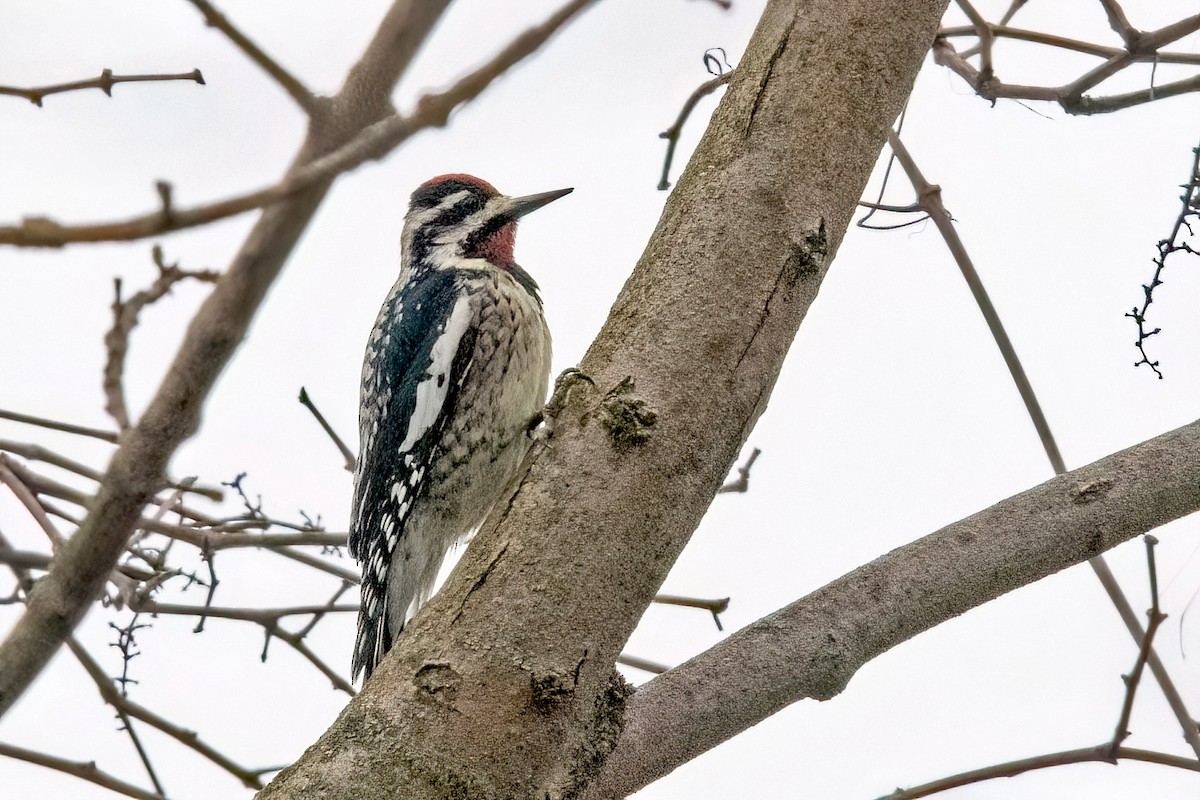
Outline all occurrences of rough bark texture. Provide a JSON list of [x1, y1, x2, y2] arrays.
[[258, 1, 949, 798], [583, 417, 1200, 797]]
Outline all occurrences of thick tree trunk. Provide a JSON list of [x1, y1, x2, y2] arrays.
[[258, 1, 949, 797]]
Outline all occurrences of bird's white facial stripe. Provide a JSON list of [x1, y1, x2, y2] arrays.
[[399, 293, 472, 451]]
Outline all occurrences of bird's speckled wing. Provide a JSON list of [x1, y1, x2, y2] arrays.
[[349, 267, 476, 680]]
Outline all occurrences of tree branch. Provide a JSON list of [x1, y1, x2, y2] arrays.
[[256, 1, 950, 797], [0, 0, 596, 719], [585, 417, 1200, 798], [0, 740, 163, 800], [185, 0, 320, 116], [0, 69, 203, 107]]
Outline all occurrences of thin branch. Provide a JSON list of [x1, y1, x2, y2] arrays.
[[115, 709, 167, 798], [617, 654, 669, 675], [1107, 536, 1166, 757], [885, 130, 1200, 761], [0, 547, 156, 582], [0, 0, 595, 720], [0, 740, 163, 800], [0, 454, 64, 549], [717, 447, 761, 493], [583, 419, 1200, 799], [653, 593, 729, 630], [657, 72, 732, 190], [135, 600, 358, 622], [104, 246, 221, 430], [955, 0, 994, 82], [0, 439, 222, 501], [885, 132, 1065, 471], [939, 24, 1200, 64], [0, 69, 204, 107], [185, 0, 321, 115], [298, 387, 356, 472], [1098, 0, 1140, 50], [68, 638, 271, 789], [0, 0, 597, 248], [879, 744, 1200, 799], [0, 408, 117, 442]]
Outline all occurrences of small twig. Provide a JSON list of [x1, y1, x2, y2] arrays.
[[134, 599, 356, 695], [0, 546, 156, 583], [717, 447, 761, 494], [68, 638, 270, 789], [1108, 536, 1167, 757], [955, 0, 994, 82], [185, 0, 321, 116], [104, 246, 221, 430], [1125, 140, 1200, 378], [0, 439, 221, 501], [135, 600, 359, 623], [0, 454, 64, 549], [878, 743, 1200, 799], [193, 556, 220, 633], [108, 614, 149, 697], [0, 68, 203, 107], [657, 71, 733, 190], [295, 582, 355, 638], [299, 387, 356, 472], [617, 654, 670, 675], [1098, 0, 1141, 49], [0, 408, 117, 442], [0, 740, 163, 800], [0, 0, 599, 248], [115, 709, 167, 798], [653, 594, 730, 631], [885, 129, 1200, 761], [885, 133, 1066, 471]]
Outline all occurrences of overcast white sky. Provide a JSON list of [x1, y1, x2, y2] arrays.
[[2, 1, 1200, 798]]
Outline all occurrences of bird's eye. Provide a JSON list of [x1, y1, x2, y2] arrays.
[[458, 194, 484, 215]]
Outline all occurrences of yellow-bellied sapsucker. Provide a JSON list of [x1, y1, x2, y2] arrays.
[[349, 174, 570, 681]]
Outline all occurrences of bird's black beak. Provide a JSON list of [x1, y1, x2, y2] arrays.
[[504, 187, 573, 220]]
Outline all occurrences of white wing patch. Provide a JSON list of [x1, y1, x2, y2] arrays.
[[399, 293, 473, 452]]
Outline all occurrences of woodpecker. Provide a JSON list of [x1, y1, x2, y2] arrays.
[[349, 174, 569, 681]]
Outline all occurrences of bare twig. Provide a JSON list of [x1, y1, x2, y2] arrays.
[[931, 7, 1200, 116], [299, 387, 356, 471], [885, 130, 1200, 761], [0, 740, 163, 800], [0, 408, 117, 442], [657, 72, 732, 190], [617, 654, 670, 675], [105, 246, 221, 430], [878, 744, 1200, 799], [0, 69, 203, 107], [185, 0, 320, 115], [132, 598, 356, 695], [653, 593, 730, 630], [940, 24, 1200, 64], [0, 0, 597, 248], [1108, 536, 1166, 756], [68, 638, 272, 789], [1125, 141, 1200, 377], [1098, 0, 1141, 49], [0, 547, 156, 582], [0, 454, 64, 549], [717, 447, 761, 494]]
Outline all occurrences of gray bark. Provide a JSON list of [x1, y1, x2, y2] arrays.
[[583, 417, 1200, 797], [258, 0, 950, 797]]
